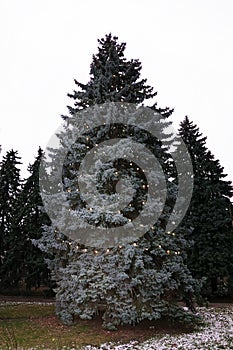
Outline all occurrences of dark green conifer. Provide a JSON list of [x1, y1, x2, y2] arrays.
[[179, 116, 233, 296]]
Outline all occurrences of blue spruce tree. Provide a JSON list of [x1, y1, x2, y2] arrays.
[[37, 34, 199, 329]]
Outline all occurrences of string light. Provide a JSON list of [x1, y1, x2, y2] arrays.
[[94, 250, 98, 254], [166, 250, 171, 254]]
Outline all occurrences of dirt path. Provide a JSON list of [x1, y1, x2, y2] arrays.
[[0, 294, 55, 303], [0, 295, 232, 308]]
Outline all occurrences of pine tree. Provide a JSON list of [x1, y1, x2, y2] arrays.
[[14, 148, 51, 290], [1, 148, 52, 291], [0, 150, 21, 289], [179, 116, 233, 296], [38, 34, 199, 329]]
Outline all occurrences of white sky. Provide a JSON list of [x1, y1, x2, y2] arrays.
[[0, 0, 232, 181]]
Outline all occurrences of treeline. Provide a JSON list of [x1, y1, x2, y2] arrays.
[[0, 119, 232, 299], [0, 148, 52, 295]]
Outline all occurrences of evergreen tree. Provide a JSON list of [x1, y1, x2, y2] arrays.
[[63, 33, 172, 118], [38, 34, 199, 329], [1, 148, 51, 290], [179, 116, 233, 296], [0, 150, 21, 289]]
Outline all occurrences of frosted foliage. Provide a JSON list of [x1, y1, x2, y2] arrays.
[[37, 33, 196, 329], [39, 103, 193, 248], [54, 241, 198, 330], [36, 101, 198, 330]]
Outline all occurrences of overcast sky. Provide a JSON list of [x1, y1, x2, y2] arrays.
[[0, 0, 232, 182]]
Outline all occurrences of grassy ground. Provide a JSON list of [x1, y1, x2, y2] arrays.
[[0, 302, 194, 350]]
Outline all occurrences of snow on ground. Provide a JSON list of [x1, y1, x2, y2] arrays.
[[81, 307, 233, 350]]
